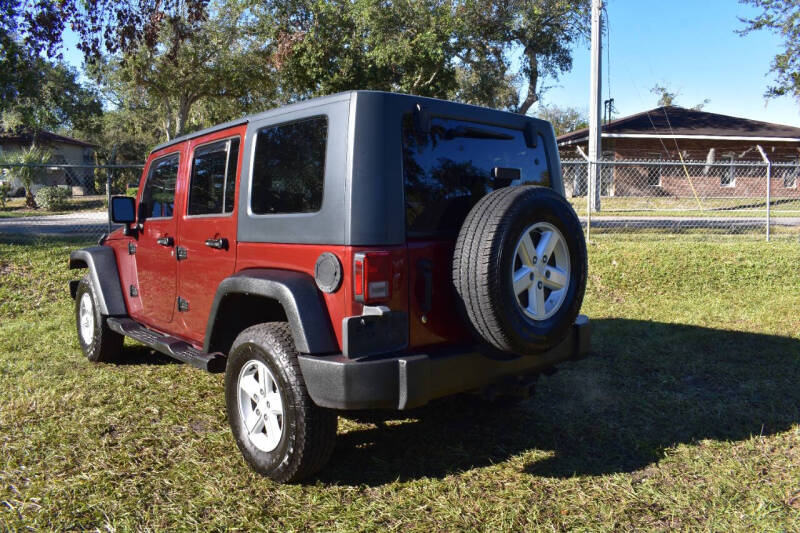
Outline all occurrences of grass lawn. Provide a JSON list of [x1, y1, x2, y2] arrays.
[[567, 196, 800, 218], [1, 236, 799, 530], [0, 196, 106, 219]]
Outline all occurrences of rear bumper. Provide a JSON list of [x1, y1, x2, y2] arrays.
[[298, 315, 590, 410]]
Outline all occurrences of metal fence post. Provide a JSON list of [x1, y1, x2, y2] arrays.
[[576, 146, 592, 241], [756, 145, 771, 242], [106, 169, 113, 235]]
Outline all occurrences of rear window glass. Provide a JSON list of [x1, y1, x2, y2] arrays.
[[402, 115, 550, 237], [251, 116, 328, 214], [140, 153, 179, 219]]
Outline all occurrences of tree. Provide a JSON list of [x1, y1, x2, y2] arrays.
[[1, 59, 102, 135], [739, 0, 800, 102], [0, 146, 52, 208], [650, 83, 710, 110], [263, 0, 461, 101], [457, 0, 590, 114], [535, 104, 588, 135], [89, 1, 275, 141]]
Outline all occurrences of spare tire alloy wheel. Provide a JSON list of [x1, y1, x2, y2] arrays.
[[512, 222, 570, 321], [453, 186, 587, 355], [237, 360, 284, 453]]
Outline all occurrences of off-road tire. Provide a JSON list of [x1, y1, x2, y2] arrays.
[[452, 186, 587, 355], [225, 322, 338, 482], [74, 276, 124, 362]]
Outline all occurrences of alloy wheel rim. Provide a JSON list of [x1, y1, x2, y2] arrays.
[[511, 221, 571, 321], [237, 359, 284, 452], [79, 292, 94, 344]]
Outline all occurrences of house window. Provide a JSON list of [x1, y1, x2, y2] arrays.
[[782, 158, 798, 188], [720, 154, 736, 187], [646, 153, 662, 186]]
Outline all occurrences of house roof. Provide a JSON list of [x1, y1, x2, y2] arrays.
[[557, 106, 800, 145], [0, 129, 96, 148]]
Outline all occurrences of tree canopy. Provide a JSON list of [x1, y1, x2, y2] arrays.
[[739, 0, 800, 103]]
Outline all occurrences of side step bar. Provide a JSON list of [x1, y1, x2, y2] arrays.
[[106, 317, 227, 373]]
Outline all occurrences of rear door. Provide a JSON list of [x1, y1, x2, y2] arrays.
[[134, 151, 182, 329], [175, 126, 245, 345], [401, 114, 553, 348]]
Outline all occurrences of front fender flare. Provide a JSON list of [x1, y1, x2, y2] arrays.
[[204, 269, 338, 355], [69, 246, 127, 316]]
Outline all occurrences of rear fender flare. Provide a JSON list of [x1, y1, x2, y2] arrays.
[[68, 246, 127, 316], [204, 269, 337, 355]]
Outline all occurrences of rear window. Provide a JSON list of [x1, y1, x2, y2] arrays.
[[251, 116, 328, 214], [402, 115, 550, 237]]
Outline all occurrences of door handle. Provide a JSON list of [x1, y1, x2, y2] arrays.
[[156, 236, 174, 247], [204, 237, 228, 250]]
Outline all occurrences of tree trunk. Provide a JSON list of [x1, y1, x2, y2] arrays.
[[517, 50, 539, 115]]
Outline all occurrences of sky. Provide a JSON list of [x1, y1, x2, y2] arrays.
[[535, 0, 800, 127], [58, 0, 800, 127]]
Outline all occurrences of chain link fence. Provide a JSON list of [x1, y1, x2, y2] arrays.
[[562, 158, 800, 240], [2, 159, 799, 240], [0, 162, 143, 237]]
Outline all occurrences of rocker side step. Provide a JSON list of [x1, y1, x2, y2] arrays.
[[106, 317, 227, 373]]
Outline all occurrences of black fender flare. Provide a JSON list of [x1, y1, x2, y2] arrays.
[[68, 246, 128, 316], [204, 269, 338, 355]]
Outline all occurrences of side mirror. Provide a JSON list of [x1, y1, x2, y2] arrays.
[[110, 196, 135, 223]]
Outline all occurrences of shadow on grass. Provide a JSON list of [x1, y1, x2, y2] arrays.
[[318, 319, 800, 486], [113, 344, 179, 366]]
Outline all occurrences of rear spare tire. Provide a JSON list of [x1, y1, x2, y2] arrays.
[[452, 186, 587, 355]]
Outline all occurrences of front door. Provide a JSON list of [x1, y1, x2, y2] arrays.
[[175, 128, 244, 345], [134, 151, 181, 329]]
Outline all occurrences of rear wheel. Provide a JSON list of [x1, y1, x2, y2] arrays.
[[74, 276, 123, 362], [225, 322, 337, 482], [452, 186, 587, 354]]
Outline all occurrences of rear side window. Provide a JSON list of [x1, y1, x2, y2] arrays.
[[188, 137, 240, 216], [140, 153, 179, 219], [251, 116, 328, 214], [402, 115, 550, 237]]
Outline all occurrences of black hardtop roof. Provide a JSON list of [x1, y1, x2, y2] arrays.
[[150, 91, 551, 154]]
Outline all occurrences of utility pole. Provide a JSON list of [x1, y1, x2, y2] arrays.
[[588, 0, 603, 212]]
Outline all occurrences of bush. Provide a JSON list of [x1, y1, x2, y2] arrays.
[[126, 187, 138, 197], [34, 186, 71, 211], [0, 182, 9, 208]]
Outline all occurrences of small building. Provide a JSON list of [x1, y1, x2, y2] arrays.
[[557, 106, 800, 199], [0, 129, 96, 194]]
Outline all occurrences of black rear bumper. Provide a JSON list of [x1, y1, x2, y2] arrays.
[[298, 315, 590, 410]]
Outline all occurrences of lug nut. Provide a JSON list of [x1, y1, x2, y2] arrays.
[[542, 255, 548, 263], [537, 281, 543, 289], [529, 272, 534, 281], [532, 256, 538, 265], [545, 271, 550, 279]]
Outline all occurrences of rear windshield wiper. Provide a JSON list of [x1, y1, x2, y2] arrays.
[[443, 126, 514, 141]]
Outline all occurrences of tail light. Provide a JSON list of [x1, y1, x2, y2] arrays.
[[354, 251, 391, 304]]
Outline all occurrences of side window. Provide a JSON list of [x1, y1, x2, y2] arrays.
[[140, 153, 179, 218], [251, 116, 327, 214], [188, 137, 240, 216]]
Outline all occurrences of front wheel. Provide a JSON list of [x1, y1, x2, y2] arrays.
[[225, 322, 338, 482], [74, 276, 123, 362]]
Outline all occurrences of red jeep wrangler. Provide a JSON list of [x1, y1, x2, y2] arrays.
[[69, 91, 589, 482]]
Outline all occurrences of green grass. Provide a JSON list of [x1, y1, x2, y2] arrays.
[[0, 196, 106, 219], [568, 196, 800, 218], [1, 236, 799, 530]]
